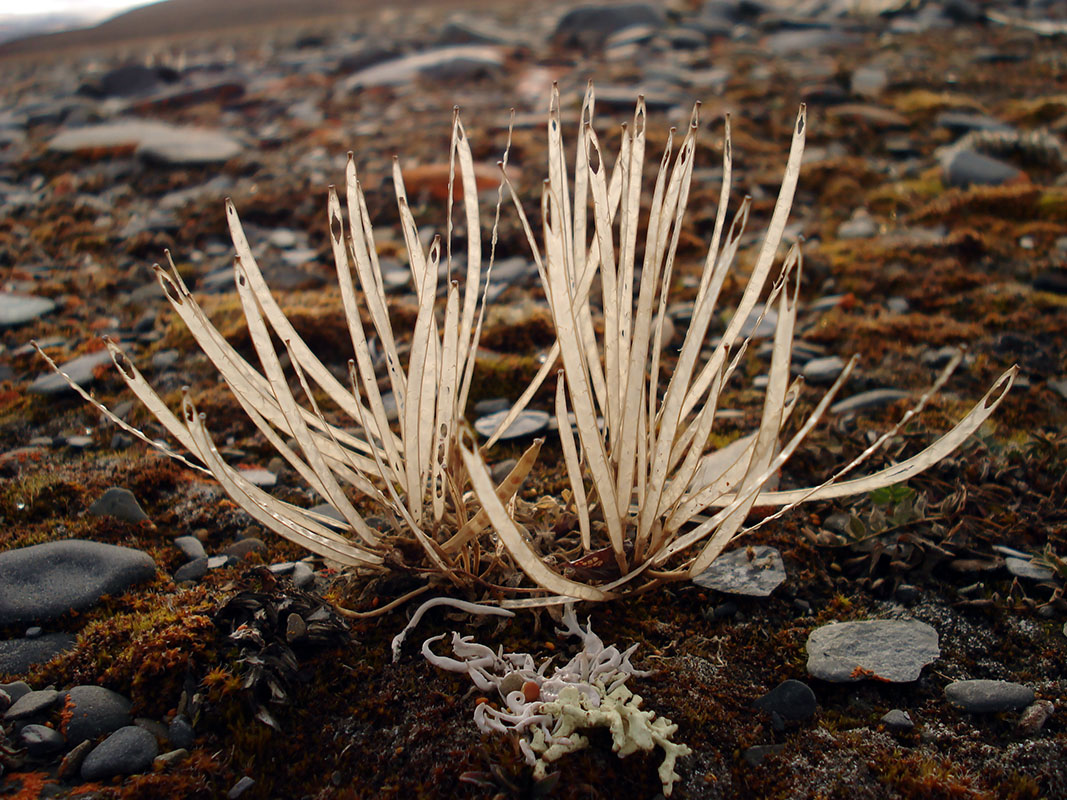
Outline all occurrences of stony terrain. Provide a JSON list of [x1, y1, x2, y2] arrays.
[[1, 0, 1066, 797]]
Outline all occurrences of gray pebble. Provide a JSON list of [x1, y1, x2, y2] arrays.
[[754, 679, 817, 721], [20, 723, 66, 757], [4, 688, 61, 722], [945, 679, 1034, 713], [228, 775, 256, 798], [88, 487, 149, 524], [29, 348, 114, 395], [802, 356, 847, 385], [168, 715, 194, 749], [81, 725, 159, 780], [174, 557, 209, 583], [290, 562, 315, 589], [944, 149, 1024, 188], [881, 709, 914, 732], [64, 685, 133, 746], [173, 536, 207, 560]]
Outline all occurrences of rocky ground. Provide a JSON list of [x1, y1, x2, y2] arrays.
[[1, 0, 1067, 797]]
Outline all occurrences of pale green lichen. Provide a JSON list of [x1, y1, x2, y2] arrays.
[[529, 681, 692, 797]]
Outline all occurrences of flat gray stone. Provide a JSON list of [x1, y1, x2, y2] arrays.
[[474, 409, 549, 440], [0, 539, 156, 625], [0, 632, 77, 674], [28, 348, 114, 395], [802, 356, 847, 385], [88, 487, 149, 524], [49, 120, 240, 165], [1004, 556, 1055, 581], [806, 619, 940, 683], [945, 679, 1034, 713], [944, 149, 1024, 188], [81, 725, 159, 781], [692, 545, 786, 597], [139, 129, 241, 165], [830, 388, 910, 414], [342, 46, 503, 90], [4, 688, 61, 721], [64, 685, 133, 746], [0, 292, 56, 328]]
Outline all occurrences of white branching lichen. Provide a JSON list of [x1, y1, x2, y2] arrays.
[[422, 603, 691, 796]]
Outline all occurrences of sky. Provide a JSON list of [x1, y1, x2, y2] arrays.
[[0, 0, 153, 19]]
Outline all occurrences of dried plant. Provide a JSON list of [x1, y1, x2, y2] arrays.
[[457, 84, 1017, 604], [38, 84, 1016, 608]]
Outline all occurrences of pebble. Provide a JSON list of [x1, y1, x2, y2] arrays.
[[802, 356, 846, 385], [228, 776, 256, 798], [945, 679, 1034, 713], [28, 348, 114, 395], [692, 545, 786, 597], [81, 725, 159, 781], [552, 3, 664, 45], [64, 685, 134, 745], [4, 688, 62, 722], [754, 679, 817, 722], [168, 715, 195, 749], [473, 409, 549, 439], [1004, 556, 1054, 581], [806, 619, 940, 683], [173, 535, 207, 560], [943, 149, 1025, 188], [238, 467, 278, 488], [837, 212, 877, 240], [881, 709, 914, 732], [290, 561, 315, 589], [0, 539, 156, 625], [830, 388, 910, 414], [0, 292, 56, 327], [174, 556, 209, 582], [154, 747, 190, 769], [58, 739, 93, 781], [88, 486, 150, 524], [50, 120, 241, 165], [0, 632, 77, 674], [341, 46, 504, 90], [224, 537, 267, 560], [19, 723, 66, 757]]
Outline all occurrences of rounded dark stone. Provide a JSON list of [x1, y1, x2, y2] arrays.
[[19, 723, 66, 757], [0, 539, 156, 625], [754, 679, 817, 721], [64, 685, 132, 746], [80, 725, 159, 781], [167, 716, 194, 749], [173, 557, 208, 583], [945, 679, 1034, 713]]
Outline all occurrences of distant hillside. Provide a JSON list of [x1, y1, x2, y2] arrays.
[[0, 0, 494, 58]]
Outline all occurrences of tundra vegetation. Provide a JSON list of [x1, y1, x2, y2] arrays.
[[38, 84, 1016, 607]]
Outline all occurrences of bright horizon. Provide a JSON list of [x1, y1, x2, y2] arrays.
[[0, 0, 156, 19]]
